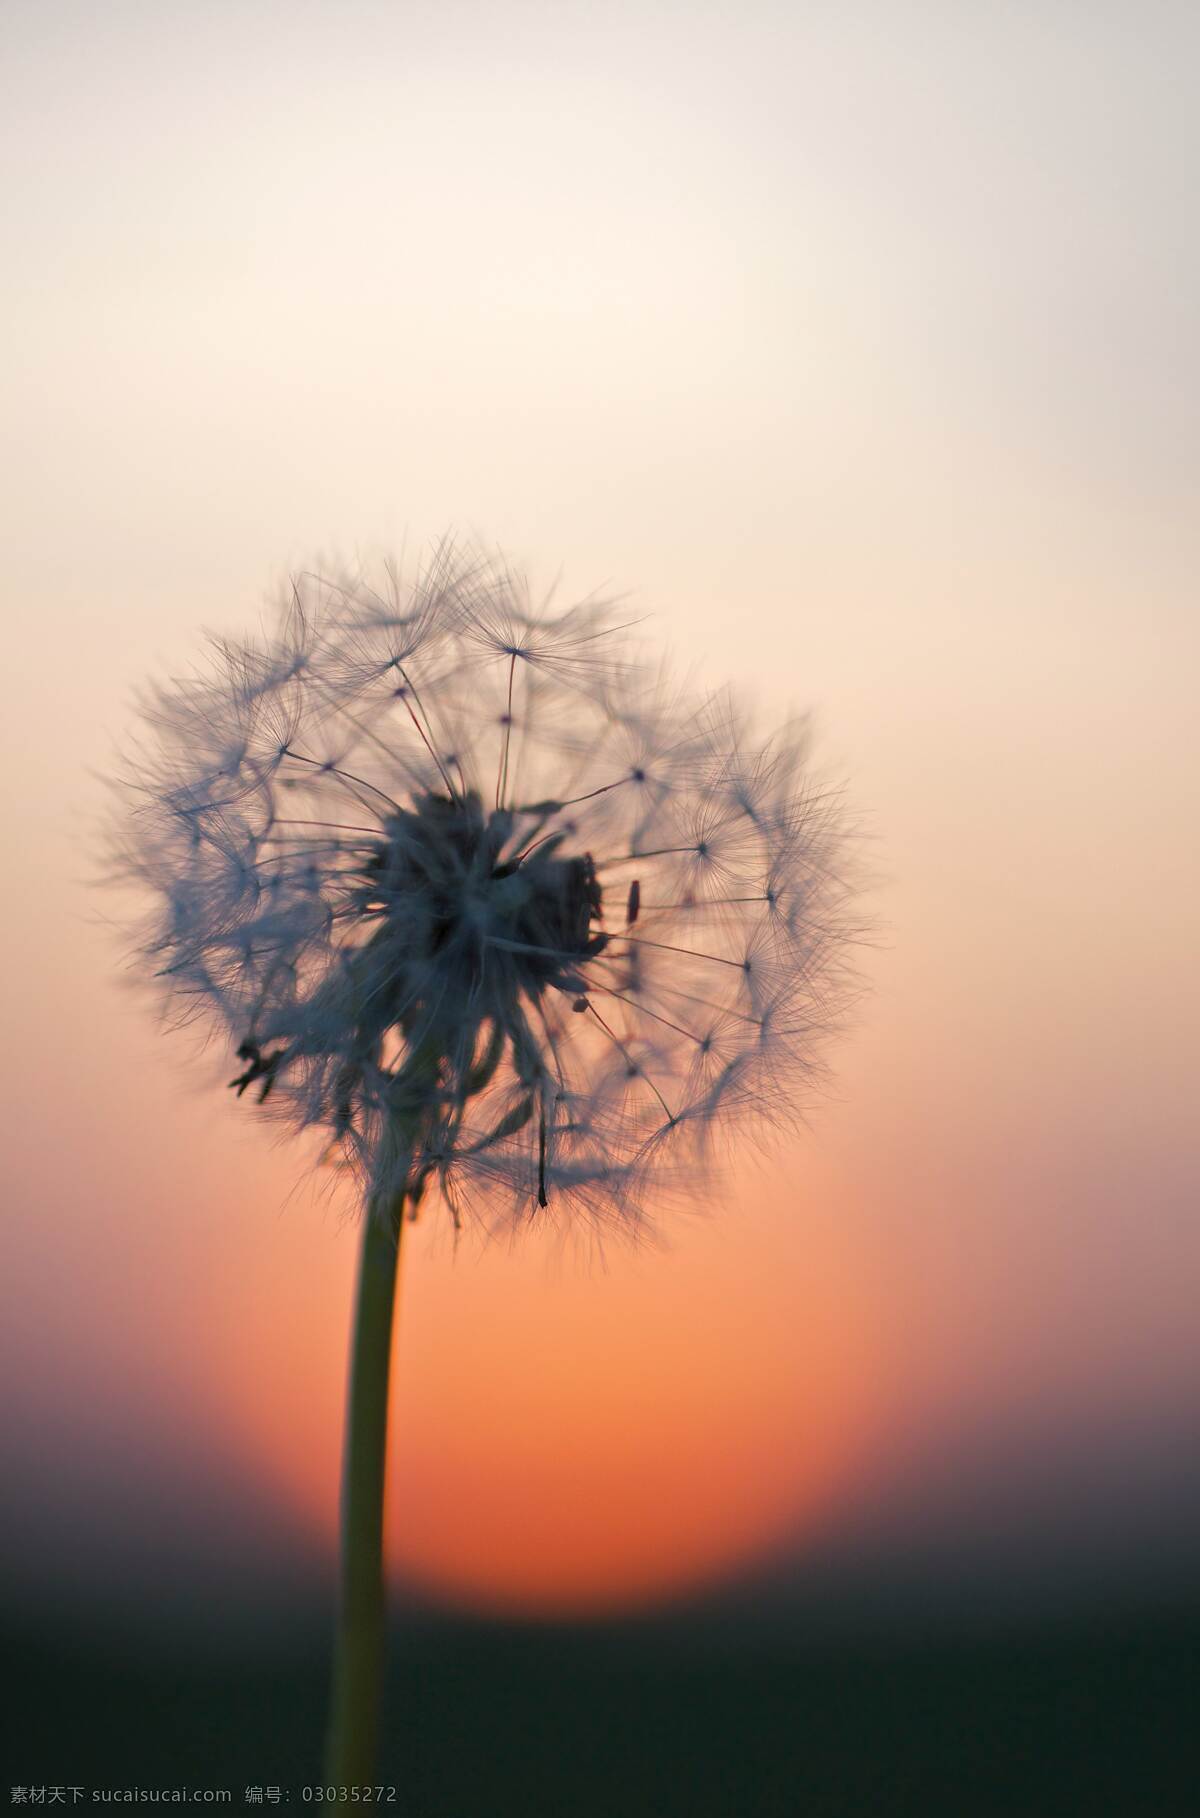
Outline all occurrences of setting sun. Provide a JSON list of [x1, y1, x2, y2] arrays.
[[210, 1165, 878, 1614]]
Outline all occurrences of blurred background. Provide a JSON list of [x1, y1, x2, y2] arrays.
[[1, 2, 1197, 1811]]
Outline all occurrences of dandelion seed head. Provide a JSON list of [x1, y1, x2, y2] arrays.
[[113, 542, 859, 1235]]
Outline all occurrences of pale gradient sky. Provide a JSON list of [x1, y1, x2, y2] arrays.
[[1, 1, 1197, 1618]]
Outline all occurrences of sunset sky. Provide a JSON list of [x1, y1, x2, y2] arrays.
[[1, 1, 1197, 1626]]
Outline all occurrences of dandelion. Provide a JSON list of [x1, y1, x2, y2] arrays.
[[113, 540, 858, 1785]]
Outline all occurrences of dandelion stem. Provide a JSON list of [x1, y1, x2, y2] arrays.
[[323, 1189, 406, 1788]]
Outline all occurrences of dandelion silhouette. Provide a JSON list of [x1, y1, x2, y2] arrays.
[[114, 539, 857, 1785]]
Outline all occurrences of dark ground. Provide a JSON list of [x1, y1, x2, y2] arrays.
[[6, 1594, 1198, 1816]]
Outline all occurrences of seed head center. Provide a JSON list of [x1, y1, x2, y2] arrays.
[[366, 791, 605, 1002]]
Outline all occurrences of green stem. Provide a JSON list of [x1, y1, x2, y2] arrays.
[[323, 1192, 405, 1786]]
